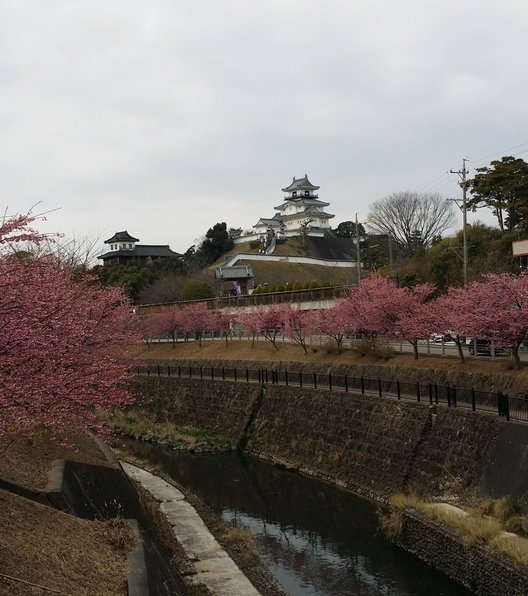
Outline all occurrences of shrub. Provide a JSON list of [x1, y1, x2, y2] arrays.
[[352, 339, 394, 360], [181, 279, 215, 301], [493, 496, 521, 523], [504, 516, 528, 538], [249, 240, 261, 250], [380, 510, 403, 540], [321, 340, 339, 354], [385, 492, 528, 564]]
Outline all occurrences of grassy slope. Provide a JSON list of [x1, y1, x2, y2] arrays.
[[139, 340, 528, 386], [209, 237, 357, 287]]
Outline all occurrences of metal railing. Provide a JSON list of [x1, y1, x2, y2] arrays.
[[137, 285, 345, 314], [135, 364, 527, 423]]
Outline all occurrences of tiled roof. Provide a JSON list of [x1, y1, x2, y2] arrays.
[[104, 230, 139, 243], [98, 245, 180, 260], [281, 174, 320, 193], [254, 218, 283, 227], [274, 197, 330, 210], [279, 208, 334, 222], [215, 265, 254, 280]]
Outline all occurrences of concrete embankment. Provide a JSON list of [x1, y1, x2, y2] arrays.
[[122, 462, 261, 596]]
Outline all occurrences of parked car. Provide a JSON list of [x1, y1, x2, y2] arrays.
[[466, 338, 507, 357], [429, 332, 456, 344]]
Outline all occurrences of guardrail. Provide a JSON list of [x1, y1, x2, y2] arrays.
[[135, 364, 527, 423], [137, 286, 346, 314]]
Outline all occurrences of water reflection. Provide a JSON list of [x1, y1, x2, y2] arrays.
[[123, 441, 470, 596]]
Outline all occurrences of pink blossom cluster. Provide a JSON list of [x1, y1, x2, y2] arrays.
[[143, 274, 528, 365], [0, 215, 140, 440]]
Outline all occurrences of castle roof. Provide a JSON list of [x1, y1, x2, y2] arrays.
[[281, 174, 320, 193], [104, 230, 139, 244], [279, 206, 335, 222], [274, 197, 330, 211], [97, 245, 180, 261]]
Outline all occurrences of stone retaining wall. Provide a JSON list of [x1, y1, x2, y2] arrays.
[[134, 377, 260, 445], [398, 510, 528, 595], [245, 385, 498, 500], [134, 375, 500, 501]]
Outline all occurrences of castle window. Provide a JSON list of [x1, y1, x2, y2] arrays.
[[305, 190, 309, 196], [292, 191, 297, 197]]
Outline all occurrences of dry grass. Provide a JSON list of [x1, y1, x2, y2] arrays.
[[139, 338, 524, 372], [380, 510, 403, 540], [0, 428, 111, 489], [0, 489, 130, 595], [489, 534, 528, 566], [352, 339, 395, 360], [208, 258, 355, 287], [220, 524, 256, 546], [101, 408, 229, 447], [387, 493, 528, 565]]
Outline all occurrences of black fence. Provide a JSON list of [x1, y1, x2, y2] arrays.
[[135, 364, 528, 424]]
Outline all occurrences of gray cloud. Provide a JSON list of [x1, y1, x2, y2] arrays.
[[1, 0, 527, 253]]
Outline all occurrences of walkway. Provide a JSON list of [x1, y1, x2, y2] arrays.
[[121, 462, 261, 596]]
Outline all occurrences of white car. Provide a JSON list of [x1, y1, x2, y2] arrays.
[[429, 333, 456, 344]]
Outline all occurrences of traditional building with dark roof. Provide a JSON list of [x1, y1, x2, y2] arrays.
[[97, 230, 181, 266], [253, 174, 334, 239], [214, 265, 254, 296]]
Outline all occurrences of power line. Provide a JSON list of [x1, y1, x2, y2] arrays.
[[468, 140, 528, 168]]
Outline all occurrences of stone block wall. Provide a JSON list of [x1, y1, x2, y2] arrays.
[[398, 510, 528, 595], [408, 408, 499, 495], [133, 377, 260, 443], [245, 385, 429, 500], [244, 385, 500, 501], [135, 376, 502, 501]]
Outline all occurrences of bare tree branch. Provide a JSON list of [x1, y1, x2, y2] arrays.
[[367, 192, 456, 254]]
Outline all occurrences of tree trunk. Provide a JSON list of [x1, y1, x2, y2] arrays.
[[511, 343, 521, 369], [455, 336, 465, 362]]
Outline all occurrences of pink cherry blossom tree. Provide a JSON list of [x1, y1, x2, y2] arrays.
[[344, 276, 435, 359], [463, 272, 528, 367], [180, 302, 211, 346], [432, 287, 473, 361], [208, 310, 234, 346], [239, 306, 284, 350], [0, 215, 139, 440], [315, 300, 353, 355], [148, 307, 185, 347], [280, 305, 317, 354], [392, 284, 436, 359]]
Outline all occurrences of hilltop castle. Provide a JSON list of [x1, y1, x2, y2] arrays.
[[252, 174, 334, 239]]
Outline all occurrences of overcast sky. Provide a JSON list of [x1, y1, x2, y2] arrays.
[[2, 0, 527, 255]]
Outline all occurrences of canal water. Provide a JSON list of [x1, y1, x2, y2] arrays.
[[124, 441, 470, 596]]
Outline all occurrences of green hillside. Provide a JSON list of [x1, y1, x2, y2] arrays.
[[210, 235, 358, 287]]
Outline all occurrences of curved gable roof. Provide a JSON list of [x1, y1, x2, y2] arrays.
[[281, 174, 320, 193], [104, 230, 139, 244]]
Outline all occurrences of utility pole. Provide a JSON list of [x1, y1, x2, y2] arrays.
[[450, 158, 469, 287], [355, 213, 361, 284]]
